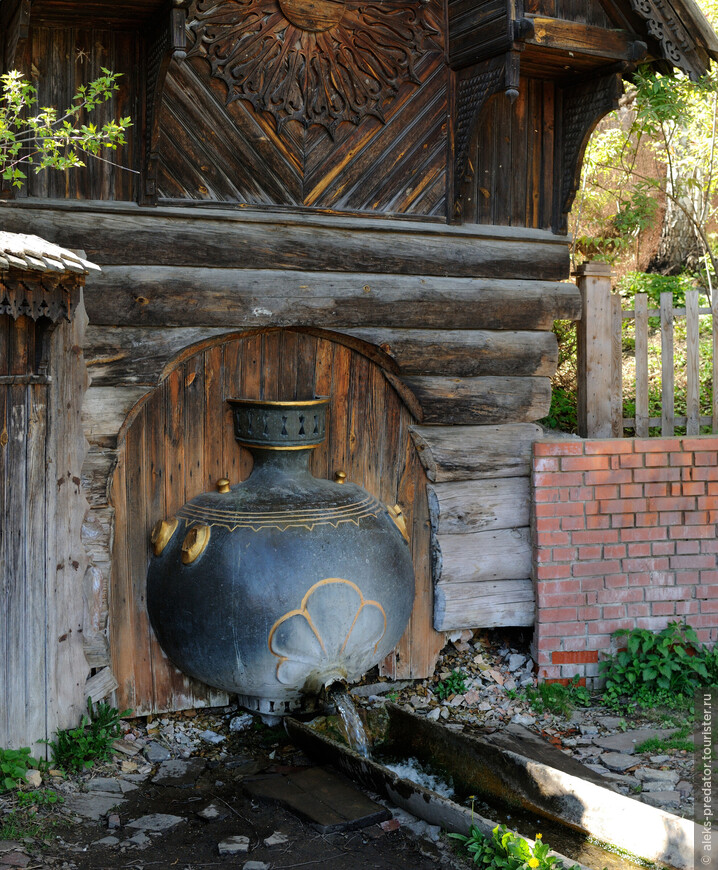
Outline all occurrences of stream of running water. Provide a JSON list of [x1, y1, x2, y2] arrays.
[[330, 686, 371, 758]]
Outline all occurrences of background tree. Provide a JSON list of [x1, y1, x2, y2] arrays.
[[0, 68, 132, 190]]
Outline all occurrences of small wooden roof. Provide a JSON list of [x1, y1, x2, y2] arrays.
[[0, 232, 99, 275]]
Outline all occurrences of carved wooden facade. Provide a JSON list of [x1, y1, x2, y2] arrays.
[[0, 0, 716, 723]]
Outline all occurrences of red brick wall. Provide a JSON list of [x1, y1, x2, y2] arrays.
[[532, 437, 718, 686]]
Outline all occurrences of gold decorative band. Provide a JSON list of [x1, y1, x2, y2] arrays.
[[234, 441, 321, 451], [227, 397, 330, 408]]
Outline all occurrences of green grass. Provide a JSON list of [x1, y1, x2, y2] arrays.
[[634, 723, 694, 754], [525, 677, 591, 717]]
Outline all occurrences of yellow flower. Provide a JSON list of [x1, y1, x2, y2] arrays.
[[535, 833, 542, 840], [528, 858, 540, 868]]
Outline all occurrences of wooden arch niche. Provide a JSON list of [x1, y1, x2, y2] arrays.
[[109, 328, 443, 716]]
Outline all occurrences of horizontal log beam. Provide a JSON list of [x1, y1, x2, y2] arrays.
[[405, 376, 551, 425], [428, 478, 530, 535], [81, 267, 581, 330], [435, 528, 532, 584], [0, 201, 570, 279], [82, 385, 150, 444], [83, 325, 559, 386], [410, 423, 543, 481], [525, 16, 643, 61], [434, 579, 535, 630]]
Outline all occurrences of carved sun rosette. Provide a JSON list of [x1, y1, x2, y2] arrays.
[[188, 0, 441, 134]]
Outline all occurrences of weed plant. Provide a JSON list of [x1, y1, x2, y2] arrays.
[[601, 621, 718, 710], [0, 747, 37, 792], [449, 824, 579, 870], [435, 670, 468, 701], [525, 677, 591, 717], [44, 698, 130, 772]]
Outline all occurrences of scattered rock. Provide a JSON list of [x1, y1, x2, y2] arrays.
[[426, 708, 440, 721], [510, 713, 536, 727], [598, 716, 625, 730], [381, 819, 401, 832], [218, 836, 250, 855], [143, 741, 171, 763], [152, 758, 207, 788], [197, 802, 230, 821], [126, 813, 185, 832], [229, 713, 255, 732], [599, 752, 638, 773], [92, 836, 120, 847], [126, 831, 151, 848], [0, 845, 24, 856], [264, 831, 289, 847], [108, 814, 121, 830], [200, 729, 225, 745], [243, 862, 270, 870], [507, 654, 526, 672], [24, 769, 42, 788], [113, 738, 142, 756], [650, 755, 670, 764]]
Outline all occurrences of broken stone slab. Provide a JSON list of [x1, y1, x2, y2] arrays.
[[593, 728, 677, 755], [510, 713, 536, 727], [635, 768, 680, 785], [63, 792, 126, 820], [642, 780, 681, 792], [87, 777, 123, 794], [640, 791, 681, 809], [125, 831, 151, 848], [507, 654, 527, 672], [200, 729, 225, 745], [264, 831, 289, 847], [0, 852, 30, 868], [426, 708, 441, 721], [599, 752, 638, 773], [245, 766, 390, 833], [113, 738, 141, 757], [597, 716, 625, 730], [92, 836, 120, 847], [218, 836, 250, 855], [108, 813, 121, 830], [0, 844, 24, 855], [152, 758, 207, 788], [126, 813, 185, 832], [143, 741, 171, 763], [243, 863, 270, 870]]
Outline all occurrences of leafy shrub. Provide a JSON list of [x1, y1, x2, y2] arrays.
[[435, 670, 467, 701], [44, 699, 130, 772], [616, 271, 699, 308], [449, 824, 579, 870], [601, 621, 718, 709], [525, 676, 590, 717], [0, 747, 36, 792]]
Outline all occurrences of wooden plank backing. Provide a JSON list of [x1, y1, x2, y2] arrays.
[[110, 329, 442, 714], [435, 528, 532, 585]]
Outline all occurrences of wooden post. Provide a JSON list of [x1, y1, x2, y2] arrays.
[[576, 262, 616, 438]]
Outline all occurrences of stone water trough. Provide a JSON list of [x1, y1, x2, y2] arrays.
[[287, 703, 696, 870]]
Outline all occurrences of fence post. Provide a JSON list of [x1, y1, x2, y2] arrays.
[[576, 261, 617, 438]]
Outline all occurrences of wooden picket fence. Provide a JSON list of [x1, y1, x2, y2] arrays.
[[576, 262, 718, 438]]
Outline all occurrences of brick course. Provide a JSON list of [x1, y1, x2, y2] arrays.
[[532, 437, 718, 686]]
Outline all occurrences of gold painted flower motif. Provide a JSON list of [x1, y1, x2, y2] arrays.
[[268, 578, 387, 687], [188, 0, 441, 134]]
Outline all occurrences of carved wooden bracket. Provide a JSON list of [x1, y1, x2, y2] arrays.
[[627, 0, 706, 80], [554, 72, 622, 234], [451, 51, 520, 223], [143, 0, 189, 205], [0, 273, 81, 323]]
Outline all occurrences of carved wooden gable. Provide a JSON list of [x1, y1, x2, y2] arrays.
[[156, 0, 447, 213]]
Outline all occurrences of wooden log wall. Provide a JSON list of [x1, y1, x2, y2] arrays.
[[1, 201, 581, 714], [0, 304, 90, 750], [109, 329, 442, 716]]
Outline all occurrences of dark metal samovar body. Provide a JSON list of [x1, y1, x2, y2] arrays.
[[146, 398, 415, 719]]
